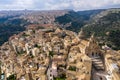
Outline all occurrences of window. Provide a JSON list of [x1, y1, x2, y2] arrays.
[[92, 53, 94, 56], [100, 77, 102, 80], [80, 59, 82, 62]]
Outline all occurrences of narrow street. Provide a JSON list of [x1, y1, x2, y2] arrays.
[[91, 57, 107, 80], [92, 68, 107, 80]]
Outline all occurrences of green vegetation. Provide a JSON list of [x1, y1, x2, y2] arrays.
[[68, 66, 76, 71], [49, 51, 55, 57], [7, 74, 16, 80], [83, 10, 120, 50], [0, 9, 120, 51], [55, 10, 103, 33], [83, 11, 120, 36], [107, 30, 120, 50], [55, 11, 86, 33], [0, 15, 29, 46], [17, 50, 26, 55], [30, 53, 34, 58], [37, 26, 45, 29], [56, 9, 120, 50], [34, 44, 41, 48], [22, 33, 30, 37], [54, 77, 66, 80], [33, 30, 35, 33], [54, 74, 66, 80]]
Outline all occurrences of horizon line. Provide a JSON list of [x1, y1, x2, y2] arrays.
[[0, 7, 120, 12]]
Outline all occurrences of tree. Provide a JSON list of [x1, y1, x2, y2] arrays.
[[7, 74, 16, 80], [107, 30, 120, 50]]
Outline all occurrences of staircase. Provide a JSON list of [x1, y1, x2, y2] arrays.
[[92, 57, 105, 70]]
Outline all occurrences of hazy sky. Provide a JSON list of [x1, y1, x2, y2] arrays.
[[0, 0, 120, 11]]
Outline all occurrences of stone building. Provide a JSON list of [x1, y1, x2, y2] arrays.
[[85, 33, 102, 58], [105, 50, 120, 80]]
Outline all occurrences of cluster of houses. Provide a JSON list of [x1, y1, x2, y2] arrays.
[[0, 26, 119, 80]]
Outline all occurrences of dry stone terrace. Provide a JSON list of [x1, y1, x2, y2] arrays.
[[0, 26, 119, 80]]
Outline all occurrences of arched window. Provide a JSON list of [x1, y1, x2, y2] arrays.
[[92, 52, 94, 57], [80, 59, 82, 62], [86, 53, 89, 56], [99, 53, 101, 56], [100, 77, 102, 80], [95, 53, 98, 56]]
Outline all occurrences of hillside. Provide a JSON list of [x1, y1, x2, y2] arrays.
[[0, 9, 120, 50], [0, 15, 28, 45], [55, 9, 104, 32], [83, 8, 120, 50], [0, 10, 69, 46], [55, 8, 120, 50]]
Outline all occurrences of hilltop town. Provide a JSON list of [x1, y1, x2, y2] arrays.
[[0, 25, 120, 80]]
